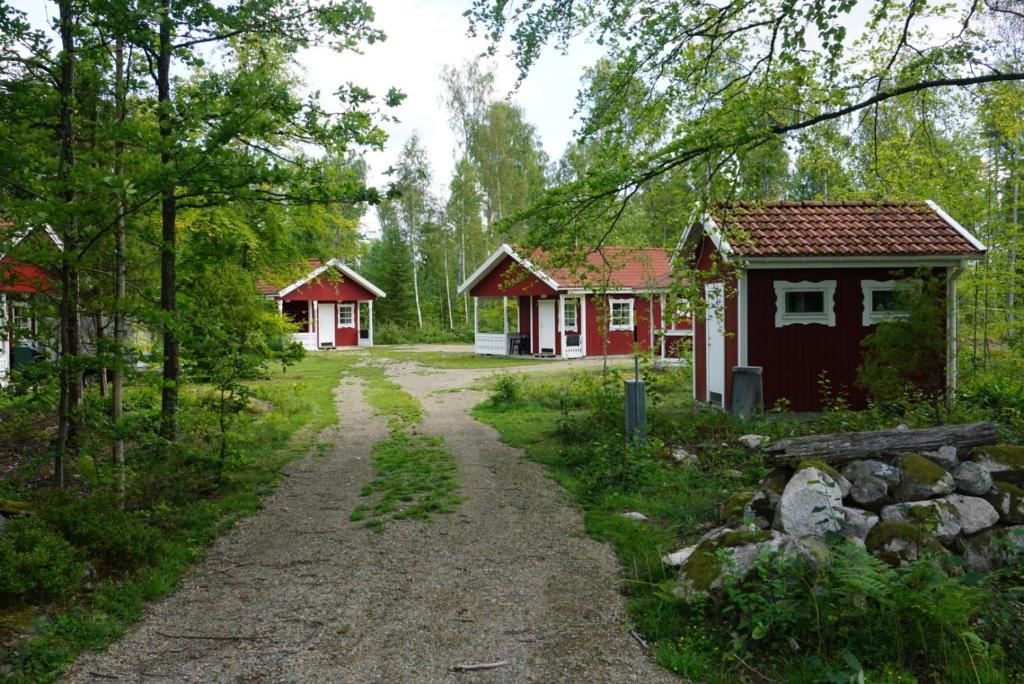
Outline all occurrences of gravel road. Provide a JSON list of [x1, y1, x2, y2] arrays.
[[65, 358, 675, 683]]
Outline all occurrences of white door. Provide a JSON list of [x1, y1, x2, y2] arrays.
[[318, 302, 335, 347], [538, 300, 556, 354], [705, 283, 725, 405]]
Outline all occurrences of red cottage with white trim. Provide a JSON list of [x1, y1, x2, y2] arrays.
[[458, 244, 691, 359], [0, 223, 63, 383], [259, 259, 385, 350], [682, 201, 986, 412]]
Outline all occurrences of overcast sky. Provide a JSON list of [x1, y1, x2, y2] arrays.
[[13, 0, 600, 238], [300, 0, 602, 236]]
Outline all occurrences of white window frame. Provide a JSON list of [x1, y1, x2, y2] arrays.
[[337, 302, 355, 328], [10, 301, 31, 332], [562, 297, 578, 331], [773, 280, 837, 327], [861, 280, 917, 326], [609, 298, 634, 331]]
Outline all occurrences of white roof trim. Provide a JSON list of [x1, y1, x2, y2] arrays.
[[275, 258, 385, 299], [0, 224, 64, 261], [456, 243, 560, 295], [925, 199, 987, 253]]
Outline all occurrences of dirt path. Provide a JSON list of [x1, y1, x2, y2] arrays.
[[65, 359, 674, 683]]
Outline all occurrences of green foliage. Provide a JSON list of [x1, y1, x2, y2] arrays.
[[0, 518, 82, 606], [35, 493, 162, 574], [490, 372, 526, 404], [858, 274, 949, 408]]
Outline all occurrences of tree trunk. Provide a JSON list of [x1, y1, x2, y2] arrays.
[[444, 247, 454, 329], [411, 255, 423, 329], [95, 313, 108, 397], [158, 0, 179, 446], [767, 421, 999, 467], [54, 0, 83, 488], [1009, 179, 1018, 345], [112, 35, 127, 503]]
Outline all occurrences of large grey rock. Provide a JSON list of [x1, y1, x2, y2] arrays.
[[841, 459, 902, 486], [840, 506, 879, 542], [950, 462, 993, 496], [880, 500, 962, 544], [738, 434, 767, 450], [674, 529, 816, 599], [962, 525, 1024, 572], [891, 453, 956, 502], [969, 445, 1024, 475], [939, 495, 999, 535], [984, 482, 1024, 524], [849, 475, 888, 509], [922, 445, 960, 470], [866, 521, 928, 566], [778, 466, 845, 537]]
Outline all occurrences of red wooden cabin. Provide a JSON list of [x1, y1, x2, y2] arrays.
[[458, 244, 691, 359], [0, 223, 62, 383], [259, 259, 385, 350], [681, 201, 986, 411]]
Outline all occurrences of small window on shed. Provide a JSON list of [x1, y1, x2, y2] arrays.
[[609, 298, 634, 331], [773, 280, 837, 327], [337, 303, 355, 328], [861, 280, 916, 326]]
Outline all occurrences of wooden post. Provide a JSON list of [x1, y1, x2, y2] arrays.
[[368, 299, 374, 347], [474, 297, 479, 335], [558, 294, 565, 358], [528, 296, 533, 354], [579, 295, 587, 357], [503, 296, 508, 334]]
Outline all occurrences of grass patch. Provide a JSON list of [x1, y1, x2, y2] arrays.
[[372, 348, 559, 369], [344, 358, 461, 528]]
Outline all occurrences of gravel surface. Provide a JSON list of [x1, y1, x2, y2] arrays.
[[65, 359, 675, 683]]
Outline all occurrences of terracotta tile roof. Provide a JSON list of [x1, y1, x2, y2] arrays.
[[257, 259, 324, 295], [528, 247, 673, 290], [710, 201, 981, 257]]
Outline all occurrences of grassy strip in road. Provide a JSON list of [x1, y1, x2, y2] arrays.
[[371, 349, 553, 369], [347, 362, 460, 530]]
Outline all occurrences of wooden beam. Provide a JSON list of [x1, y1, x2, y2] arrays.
[[767, 421, 999, 466]]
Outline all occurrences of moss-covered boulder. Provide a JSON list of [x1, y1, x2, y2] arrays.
[[961, 525, 1024, 572], [866, 520, 928, 566], [673, 528, 810, 599], [939, 494, 999, 535], [879, 500, 962, 544], [971, 446, 1024, 486], [719, 491, 755, 525], [848, 474, 888, 510], [984, 481, 1024, 525], [891, 453, 956, 502]]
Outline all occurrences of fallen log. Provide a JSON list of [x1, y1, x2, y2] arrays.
[[767, 421, 998, 467]]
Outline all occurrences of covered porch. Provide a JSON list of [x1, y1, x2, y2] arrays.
[[472, 294, 587, 359], [281, 298, 375, 351]]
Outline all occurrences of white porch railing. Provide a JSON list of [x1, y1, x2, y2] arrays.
[[563, 344, 585, 359], [475, 332, 508, 356], [292, 332, 318, 351]]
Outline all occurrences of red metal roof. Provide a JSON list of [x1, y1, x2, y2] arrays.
[[528, 246, 673, 290], [710, 201, 981, 257]]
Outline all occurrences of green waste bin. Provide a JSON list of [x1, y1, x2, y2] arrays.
[[12, 346, 36, 369]]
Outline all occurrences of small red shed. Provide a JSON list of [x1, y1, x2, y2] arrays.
[[457, 244, 691, 359], [0, 223, 62, 383], [682, 201, 986, 411], [259, 259, 385, 350]]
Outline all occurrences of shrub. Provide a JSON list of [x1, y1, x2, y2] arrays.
[[491, 373, 525, 404], [35, 492, 162, 574], [0, 518, 82, 605]]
